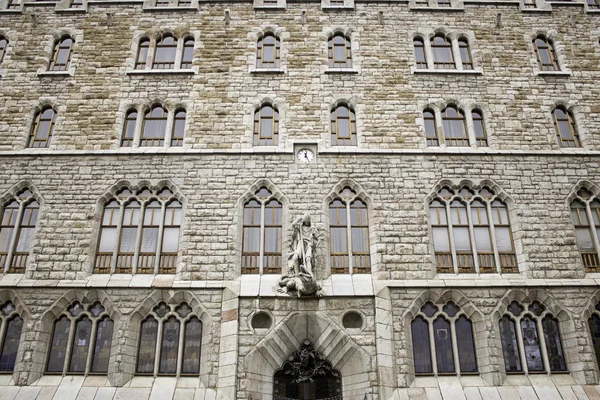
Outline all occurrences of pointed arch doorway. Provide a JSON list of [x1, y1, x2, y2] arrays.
[[273, 340, 343, 400]]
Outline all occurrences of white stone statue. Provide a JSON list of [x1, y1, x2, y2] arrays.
[[278, 213, 323, 297]]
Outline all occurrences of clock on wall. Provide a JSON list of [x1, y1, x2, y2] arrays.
[[297, 149, 314, 163]]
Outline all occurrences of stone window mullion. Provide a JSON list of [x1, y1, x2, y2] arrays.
[[153, 319, 164, 377], [163, 109, 175, 149], [62, 318, 77, 375], [132, 202, 146, 275], [345, 201, 354, 274], [174, 37, 184, 69], [153, 203, 167, 274], [259, 201, 266, 274], [465, 202, 480, 274], [451, 38, 462, 70], [110, 204, 125, 274], [0, 318, 8, 354], [146, 40, 156, 71], [463, 108, 477, 148], [84, 316, 98, 374], [132, 108, 144, 149], [428, 318, 439, 374], [175, 316, 185, 376], [434, 108, 446, 147], [536, 315, 551, 374], [585, 202, 600, 264], [449, 318, 461, 374], [445, 201, 458, 273], [514, 316, 529, 374], [4, 202, 24, 273], [486, 201, 502, 274], [424, 38, 435, 70]]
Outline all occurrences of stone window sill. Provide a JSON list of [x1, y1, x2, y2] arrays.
[[325, 68, 358, 74], [250, 68, 285, 74], [587, 8, 600, 12], [409, 6, 464, 11], [536, 71, 571, 77], [0, 8, 22, 13], [23, 0, 58, 5], [414, 69, 482, 75], [127, 69, 195, 76], [38, 70, 73, 77], [522, 7, 552, 12], [56, 7, 87, 13], [322, 6, 355, 10], [253, 6, 286, 10], [143, 5, 198, 11]]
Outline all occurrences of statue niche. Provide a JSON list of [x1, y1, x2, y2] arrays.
[[273, 340, 342, 400], [278, 213, 323, 297]]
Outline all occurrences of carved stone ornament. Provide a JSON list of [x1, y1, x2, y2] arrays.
[[278, 212, 324, 297], [280, 340, 341, 383]]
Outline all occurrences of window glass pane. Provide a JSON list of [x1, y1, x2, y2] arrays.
[[37, 121, 51, 139], [141, 228, 159, 253], [47, 317, 70, 372], [589, 315, 600, 369], [334, 45, 345, 62], [56, 48, 69, 64], [433, 47, 453, 63], [576, 228, 595, 252], [119, 228, 138, 253], [521, 317, 544, 371], [474, 227, 492, 251], [415, 46, 426, 63], [499, 316, 522, 372], [474, 119, 485, 138], [542, 317, 566, 371], [162, 227, 180, 253], [433, 228, 450, 252], [0, 228, 14, 253], [260, 118, 273, 138], [264, 227, 281, 253], [411, 317, 432, 374], [15, 227, 34, 253], [495, 227, 513, 252], [155, 47, 176, 63], [456, 315, 477, 373], [337, 118, 350, 138], [263, 45, 274, 62], [137, 317, 158, 373], [173, 119, 185, 140], [351, 227, 369, 253], [459, 47, 470, 63], [91, 317, 114, 373], [0, 316, 23, 372], [243, 227, 260, 252], [69, 317, 92, 373], [98, 228, 117, 253], [538, 48, 551, 65], [453, 227, 471, 251], [182, 317, 202, 374], [425, 119, 437, 139], [159, 317, 180, 374], [433, 317, 455, 374], [331, 227, 348, 252]]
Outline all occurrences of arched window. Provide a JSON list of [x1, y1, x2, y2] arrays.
[[411, 301, 477, 376], [570, 189, 600, 272], [533, 36, 559, 71], [0, 301, 23, 372], [553, 107, 579, 148], [414, 37, 427, 69], [257, 33, 280, 69], [458, 38, 473, 70], [499, 301, 567, 374], [94, 187, 182, 274], [46, 302, 114, 375], [329, 187, 370, 274], [48, 36, 74, 71], [136, 302, 202, 376], [441, 106, 468, 147], [429, 186, 517, 274], [431, 34, 454, 69], [180, 38, 194, 69], [588, 301, 600, 368], [135, 38, 150, 70], [153, 35, 177, 70], [472, 109, 487, 147], [141, 105, 168, 147], [253, 105, 279, 146], [242, 187, 282, 274], [328, 33, 352, 68], [0, 189, 39, 274], [331, 104, 357, 146], [0, 37, 7, 66], [588, 0, 600, 9], [29, 107, 56, 148], [171, 109, 186, 147], [424, 109, 438, 146], [121, 109, 137, 147]]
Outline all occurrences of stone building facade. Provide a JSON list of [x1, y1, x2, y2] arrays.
[[0, 0, 600, 399]]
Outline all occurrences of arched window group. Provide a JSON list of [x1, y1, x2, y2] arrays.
[[533, 35, 559, 71], [329, 187, 370, 274], [253, 104, 279, 146], [0, 189, 39, 274], [95, 186, 182, 274], [429, 186, 517, 274], [242, 187, 283, 274], [414, 34, 473, 70], [46, 302, 114, 375], [135, 34, 194, 70], [570, 188, 600, 272], [48, 36, 74, 71], [137, 302, 202, 376], [411, 301, 477, 375], [29, 107, 57, 148], [499, 301, 566, 373], [424, 105, 487, 148], [256, 33, 280, 69], [0, 301, 23, 372], [328, 33, 352, 68], [331, 104, 357, 146], [121, 104, 186, 148]]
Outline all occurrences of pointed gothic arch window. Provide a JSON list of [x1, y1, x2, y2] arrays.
[[570, 188, 600, 272], [94, 186, 182, 274], [498, 300, 566, 374], [136, 302, 202, 376], [429, 186, 517, 274], [411, 301, 477, 376], [329, 187, 370, 274], [0, 301, 23, 372], [273, 340, 342, 400], [242, 187, 283, 274], [46, 302, 114, 375], [0, 189, 39, 273]]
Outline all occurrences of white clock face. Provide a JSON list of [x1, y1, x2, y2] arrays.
[[297, 149, 314, 163]]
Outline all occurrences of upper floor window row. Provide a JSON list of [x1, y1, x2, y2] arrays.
[[414, 34, 473, 71], [122, 104, 186, 148], [135, 34, 194, 71]]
